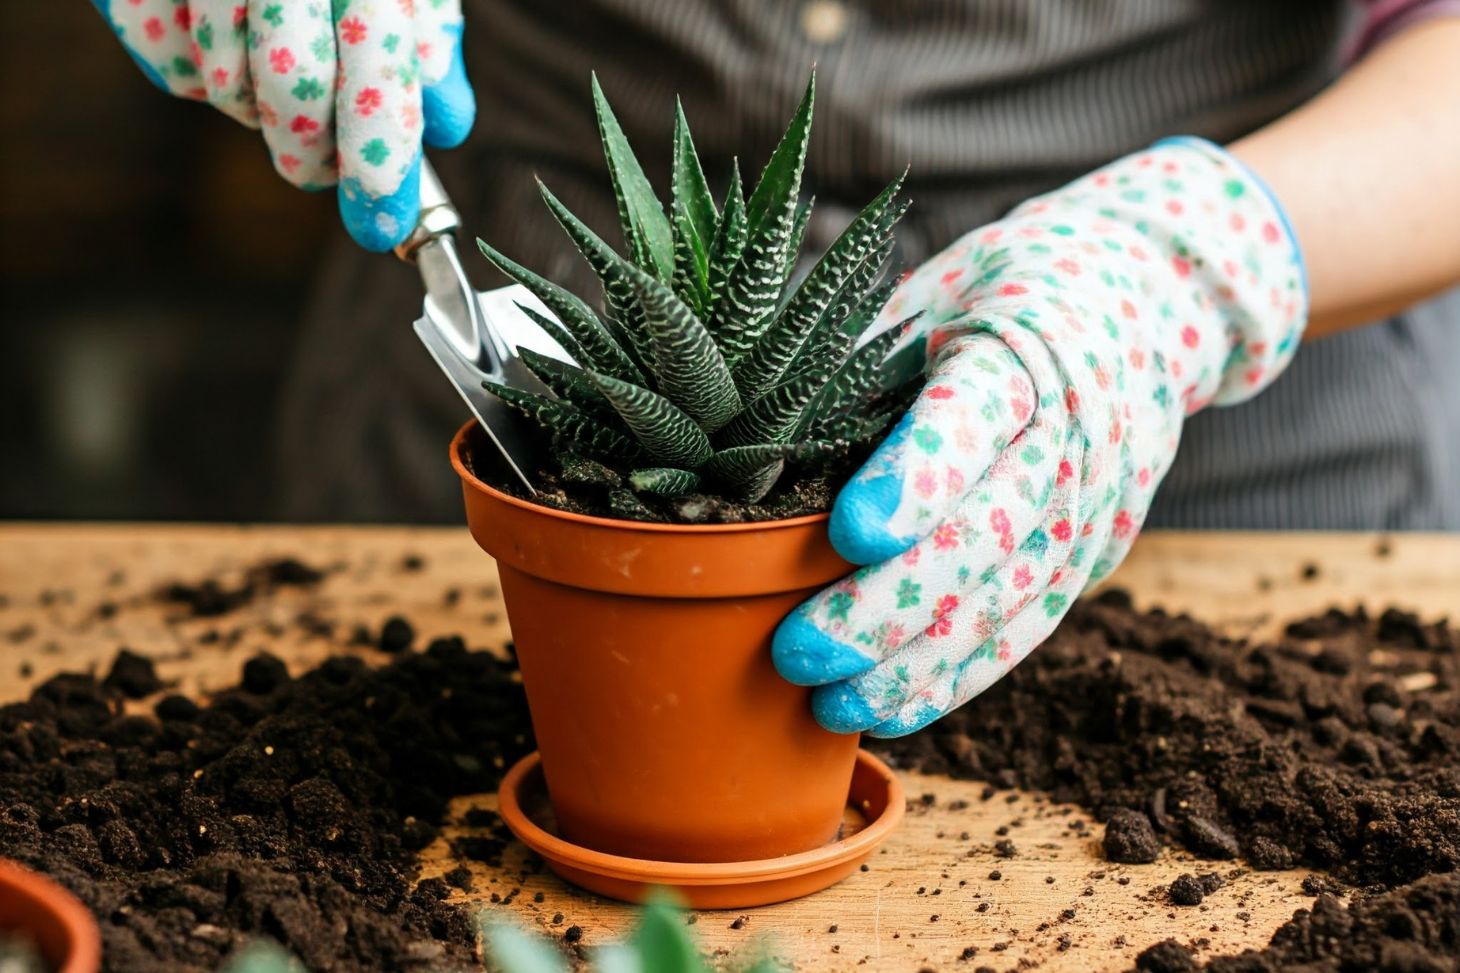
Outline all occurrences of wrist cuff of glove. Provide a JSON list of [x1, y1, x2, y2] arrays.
[[1149, 136, 1310, 406]]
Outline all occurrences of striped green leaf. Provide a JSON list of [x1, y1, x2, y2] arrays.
[[709, 193, 801, 366], [477, 240, 644, 384], [707, 161, 747, 314], [734, 174, 905, 395], [592, 73, 674, 281], [482, 380, 641, 460], [669, 103, 716, 313], [536, 180, 654, 376], [516, 347, 616, 417], [714, 366, 831, 449], [629, 467, 702, 495], [624, 263, 742, 431], [784, 237, 897, 381], [703, 441, 843, 501], [797, 315, 921, 436], [744, 73, 815, 236], [589, 371, 715, 469]]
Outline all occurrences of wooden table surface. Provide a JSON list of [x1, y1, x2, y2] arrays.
[[2, 525, 1457, 972]]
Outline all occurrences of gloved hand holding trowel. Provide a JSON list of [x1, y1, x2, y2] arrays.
[[91, 0, 475, 250]]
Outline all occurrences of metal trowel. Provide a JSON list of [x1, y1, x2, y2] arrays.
[[394, 159, 572, 493]]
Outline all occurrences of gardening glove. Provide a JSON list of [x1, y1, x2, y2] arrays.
[[773, 138, 1307, 737], [91, 0, 475, 251]]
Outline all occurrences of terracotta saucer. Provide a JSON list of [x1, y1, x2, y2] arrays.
[[497, 749, 904, 909], [0, 859, 102, 973]]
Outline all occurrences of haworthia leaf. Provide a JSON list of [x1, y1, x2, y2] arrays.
[[671, 201, 711, 316], [516, 347, 615, 417], [707, 160, 747, 315], [513, 303, 595, 374], [807, 399, 905, 442], [785, 196, 813, 275], [702, 441, 843, 501], [710, 191, 800, 366], [709, 75, 815, 365], [671, 99, 718, 255], [624, 262, 742, 431], [592, 73, 675, 282], [734, 174, 905, 395], [477, 240, 644, 384], [482, 380, 641, 460], [714, 365, 831, 449], [785, 236, 896, 381], [536, 180, 655, 377], [744, 72, 815, 236], [588, 371, 715, 469], [798, 314, 921, 435], [628, 467, 702, 495]]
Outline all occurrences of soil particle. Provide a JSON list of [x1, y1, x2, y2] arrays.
[[240, 652, 290, 695], [1103, 809, 1162, 864], [378, 616, 415, 654], [993, 838, 1018, 858], [564, 926, 583, 943], [103, 650, 163, 699], [1, 637, 532, 972], [1169, 873, 1222, 907], [1301, 874, 1343, 896]]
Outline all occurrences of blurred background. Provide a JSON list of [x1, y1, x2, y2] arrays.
[[1, 3, 334, 521]]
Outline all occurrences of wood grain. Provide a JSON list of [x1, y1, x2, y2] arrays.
[[2, 525, 1456, 971]]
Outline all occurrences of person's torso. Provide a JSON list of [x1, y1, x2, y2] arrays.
[[281, 1, 1460, 529]]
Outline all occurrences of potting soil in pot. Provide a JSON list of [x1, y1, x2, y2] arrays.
[[2, 557, 1457, 971]]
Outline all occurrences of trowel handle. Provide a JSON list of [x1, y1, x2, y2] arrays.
[[394, 158, 461, 261]]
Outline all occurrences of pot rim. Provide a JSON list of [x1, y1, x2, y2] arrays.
[[451, 421, 834, 535]]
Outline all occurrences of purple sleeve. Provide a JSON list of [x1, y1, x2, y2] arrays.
[[1347, 0, 1460, 61]]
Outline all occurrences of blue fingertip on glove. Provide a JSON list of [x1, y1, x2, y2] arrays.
[[422, 24, 476, 149], [339, 154, 422, 252], [865, 701, 943, 739], [827, 413, 918, 564], [811, 683, 879, 734], [772, 612, 875, 686]]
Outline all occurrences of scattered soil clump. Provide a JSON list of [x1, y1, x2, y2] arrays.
[[1103, 808, 1161, 864], [103, 650, 163, 699], [158, 557, 327, 618], [0, 639, 532, 971], [1205, 873, 1460, 973], [879, 593, 1460, 888]]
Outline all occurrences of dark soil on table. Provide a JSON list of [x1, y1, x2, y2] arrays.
[[873, 590, 1460, 971], [5, 551, 1457, 972], [0, 634, 532, 972]]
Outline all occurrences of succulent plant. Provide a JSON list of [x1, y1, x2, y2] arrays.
[[477, 72, 920, 507]]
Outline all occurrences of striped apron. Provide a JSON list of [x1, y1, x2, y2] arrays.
[[275, 0, 1460, 529]]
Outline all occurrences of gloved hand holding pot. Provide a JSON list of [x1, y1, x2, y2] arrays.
[[448, 69, 1308, 905]]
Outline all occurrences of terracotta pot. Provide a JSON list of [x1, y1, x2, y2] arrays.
[[452, 422, 860, 863], [0, 859, 101, 973]]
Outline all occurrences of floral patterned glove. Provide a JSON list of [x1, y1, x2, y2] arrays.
[[91, 0, 475, 251], [773, 138, 1307, 737]]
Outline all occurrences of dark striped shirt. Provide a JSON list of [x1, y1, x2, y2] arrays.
[[276, 0, 1459, 529]]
